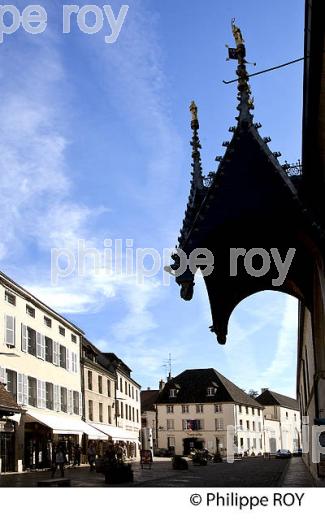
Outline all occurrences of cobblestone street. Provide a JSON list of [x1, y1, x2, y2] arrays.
[[0, 456, 316, 488]]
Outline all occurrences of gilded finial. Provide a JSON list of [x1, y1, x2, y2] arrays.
[[231, 18, 244, 46], [189, 100, 204, 190], [190, 101, 198, 123], [228, 19, 254, 124]]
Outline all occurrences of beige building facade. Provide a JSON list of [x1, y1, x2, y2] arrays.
[[113, 356, 141, 458], [0, 272, 103, 471]]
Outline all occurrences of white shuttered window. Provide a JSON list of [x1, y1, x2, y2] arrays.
[[79, 392, 82, 416], [68, 390, 73, 414], [54, 385, 61, 411], [21, 325, 28, 352], [36, 333, 42, 359], [37, 380, 46, 408], [53, 342, 59, 366], [5, 315, 15, 346], [17, 374, 28, 405], [66, 349, 70, 372], [0, 366, 7, 385]]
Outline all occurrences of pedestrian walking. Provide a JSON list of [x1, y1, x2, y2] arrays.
[[51, 444, 66, 478], [73, 444, 81, 466], [87, 443, 96, 471]]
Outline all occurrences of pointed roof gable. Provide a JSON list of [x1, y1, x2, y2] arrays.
[[171, 20, 324, 344], [156, 368, 263, 408], [141, 390, 159, 412], [256, 389, 299, 411]]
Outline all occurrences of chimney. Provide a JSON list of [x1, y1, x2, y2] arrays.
[[159, 379, 165, 391], [147, 387, 151, 391], [261, 388, 269, 394]]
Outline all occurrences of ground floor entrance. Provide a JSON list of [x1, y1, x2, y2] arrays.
[[183, 437, 204, 456], [24, 423, 52, 470], [0, 430, 15, 472]]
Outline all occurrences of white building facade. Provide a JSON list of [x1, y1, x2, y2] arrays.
[[256, 389, 301, 453], [156, 369, 264, 457]]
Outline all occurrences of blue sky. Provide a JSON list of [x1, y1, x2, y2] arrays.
[[0, 0, 304, 396]]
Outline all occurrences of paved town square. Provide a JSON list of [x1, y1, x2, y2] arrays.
[[0, 456, 315, 488]]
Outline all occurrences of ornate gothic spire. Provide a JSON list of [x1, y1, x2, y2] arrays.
[[229, 19, 255, 125], [189, 101, 205, 190]]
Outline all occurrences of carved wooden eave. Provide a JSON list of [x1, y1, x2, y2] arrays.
[[172, 21, 325, 344]]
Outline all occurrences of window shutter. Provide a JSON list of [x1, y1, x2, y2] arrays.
[[54, 385, 61, 411], [41, 335, 46, 360], [17, 373, 23, 404], [0, 366, 7, 385], [41, 381, 46, 409], [23, 375, 28, 405], [53, 342, 59, 366], [36, 332, 42, 359], [68, 390, 73, 414], [5, 315, 15, 346], [53, 385, 58, 411], [66, 349, 70, 372], [79, 392, 82, 416], [21, 324, 28, 352], [73, 352, 79, 373], [57, 385, 61, 411], [37, 379, 42, 407]]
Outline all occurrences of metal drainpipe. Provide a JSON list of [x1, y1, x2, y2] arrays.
[[80, 358, 86, 421], [115, 370, 118, 427], [155, 404, 158, 450]]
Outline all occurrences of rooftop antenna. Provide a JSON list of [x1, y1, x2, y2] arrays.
[[162, 353, 174, 381]]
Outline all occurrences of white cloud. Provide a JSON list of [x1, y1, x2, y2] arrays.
[[257, 295, 298, 392]]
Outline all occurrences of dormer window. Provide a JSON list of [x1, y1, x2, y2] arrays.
[[207, 383, 218, 396], [169, 389, 177, 398]]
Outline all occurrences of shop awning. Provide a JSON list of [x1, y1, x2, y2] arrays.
[[25, 412, 108, 439], [90, 423, 140, 442], [9, 413, 22, 423]]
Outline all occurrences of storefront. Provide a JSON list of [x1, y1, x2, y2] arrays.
[[23, 412, 108, 469], [0, 419, 16, 472], [0, 382, 23, 473], [89, 423, 140, 459]]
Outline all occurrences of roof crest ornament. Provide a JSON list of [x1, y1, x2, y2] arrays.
[[227, 19, 255, 125], [189, 100, 205, 190]]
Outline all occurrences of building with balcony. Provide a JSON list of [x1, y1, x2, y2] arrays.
[[155, 368, 264, 457]]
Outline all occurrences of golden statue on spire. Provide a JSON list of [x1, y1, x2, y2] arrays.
[[190, 100, 198, 122], [231, 18, 244, 47]]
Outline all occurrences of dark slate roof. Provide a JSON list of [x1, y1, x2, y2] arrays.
[[101, 352, 132, 376], [156, 369, 263, 408], [0, 383, 22, 414], [256, 389, 299, 411], [141, 390, 159, 412]]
